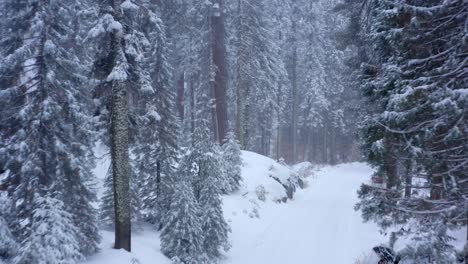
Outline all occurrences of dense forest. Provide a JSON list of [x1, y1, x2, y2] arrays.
[[0, 0, 466, 263]]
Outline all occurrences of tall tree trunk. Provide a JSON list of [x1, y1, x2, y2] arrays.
[[111, 83, 131, 251], [304, 128, 311, 161], [235, 0, 245, 149], [189, 76, 195, 134], [384, 137, 398, 190], [291, 17, 298, 163], [236, 79, 244, 148], [322, 128, 327, 163], [330, 127, 336, 165], [210, 79, 219, 142], [404, 160, 412, 198], [430, 171, 443, 200], [211, 0, 228, 143], [176, 72, 185, 120], [111, 0, 131, 252], [276, 83, 281, 160]]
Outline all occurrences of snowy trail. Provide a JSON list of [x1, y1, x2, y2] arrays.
[[225, 163, 384, 264], [85, 154, 385, 264]]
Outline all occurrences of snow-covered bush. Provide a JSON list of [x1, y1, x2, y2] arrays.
[[293, 162, 315, 179], [354, 251, 379, 264], [255, 185, 266, 201]]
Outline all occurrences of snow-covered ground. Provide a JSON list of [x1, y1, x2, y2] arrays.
[[225, 161, 385, 264], [84, 151, 390, 263]]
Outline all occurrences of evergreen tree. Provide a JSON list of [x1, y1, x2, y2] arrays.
[[13, 191, 82, 264], [0, 0, 100, 259], [0, 216, 16, 260], [160, 177, 205, 264], [210, 0, 229, 144], [198, 163, 231, 259], [0, 195, 17, 260], [222, 132, 243, 193], [135, 3, 179, 226], [190, 94, 231, 259], [229, 0, 287, 155], [158, 0, 191, 122], [343, 0, 468, 261], [297, 0, 351, 164], [89, 0, 160, 250]]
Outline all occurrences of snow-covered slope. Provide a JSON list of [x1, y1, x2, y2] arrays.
[[85, 151, 385, 264], [233, 150, 300, 202], [224, 162, 384, 264]]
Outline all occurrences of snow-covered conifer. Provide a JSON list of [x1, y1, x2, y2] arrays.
[[88, 0, 161, 249], [189, 94, 231, 259], [135, 3, 179, 226], [160, 178, 205, 264], [13, 191, 82, 264], [0, 0, 100, 258], [222, 132, 242, 193], [198, 163, 231, 259], [0, 195, 17, 260], [228, 0, 287, 154], [347, 0, 468, 261]]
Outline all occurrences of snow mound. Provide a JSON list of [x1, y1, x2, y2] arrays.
[[238, 151, 300, 202]]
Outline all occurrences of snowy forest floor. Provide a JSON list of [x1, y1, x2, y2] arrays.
[[84, 150, 463, 264], [223, 160, 384, 264]]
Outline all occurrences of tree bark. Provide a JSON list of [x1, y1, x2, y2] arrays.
[[211, 0, 229, 143], [235, 0, 245, 149], [404, 160, 412, 198], [236, 77, 245, 148], [384, 137, 398, 190], [111, 82, 131, 252], [111, 0, 131, 252], [176, 72, 185, 120], [189, 76, 195, 134]]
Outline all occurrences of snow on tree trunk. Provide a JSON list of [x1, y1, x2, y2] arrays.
[[111, 82, 131, 252]]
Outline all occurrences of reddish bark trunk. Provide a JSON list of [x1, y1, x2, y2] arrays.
[[211, 0, 228, 143]]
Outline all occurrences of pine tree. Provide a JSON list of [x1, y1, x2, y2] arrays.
[[158, 0, 191, 121], [229, 0, 287, 155], [345, 0, 468, 261], [0, 195, 17, 260], [89, 0, 159, 250], [296, 0, 351, 164], [160, 178, 205, 264], [0, 0, 100, 259], [135, 3, 179, 226], [0, 217, 16, 260], [198, 163, 231, 259], [13, 191, 82, 264], [222, 132, 243, 193], [190, 94, 231, 259], [210, 0, 229, 143]]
